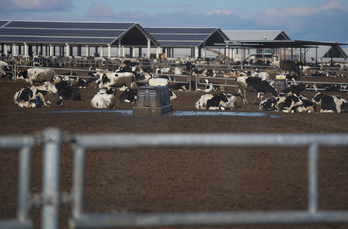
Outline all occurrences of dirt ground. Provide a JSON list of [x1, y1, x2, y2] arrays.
[[0, 77, 348, 229]]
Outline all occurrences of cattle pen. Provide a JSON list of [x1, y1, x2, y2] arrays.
[[0, 128, 348, 229]]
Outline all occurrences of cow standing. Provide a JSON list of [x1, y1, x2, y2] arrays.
[[236, 76, 278, 104]]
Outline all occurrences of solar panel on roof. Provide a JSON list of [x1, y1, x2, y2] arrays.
[[0, 36, 114, 44], [0, 21, 9, 27], [6, 21, 135, 30], [145, 27, 216, 34], [0, 28, 123, 38], [159, 41, 202, 47], [154, 34, 209, 41]]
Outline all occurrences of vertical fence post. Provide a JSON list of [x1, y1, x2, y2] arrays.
[[41, 128, 62, 229], [17, 146, 31, 222], [308, 143, 319, 214], [72, 146, 86, 219]]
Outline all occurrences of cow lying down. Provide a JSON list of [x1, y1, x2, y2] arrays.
[[312, 92, 348, 113], [259, 94, 316, 113], [91, 88, 117, 109], [14, 83, 63, 108], [195, 93, 244, 110]]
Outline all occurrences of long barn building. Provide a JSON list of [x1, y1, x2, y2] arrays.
[[0, 20, 346, 62]]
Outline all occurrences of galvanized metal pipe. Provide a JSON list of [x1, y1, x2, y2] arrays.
[[70, 211, 348, 228], [0, 136, 34, 148], [72, 146, 85, 218], [41, 128, 62, 229], [17, 146, 31, 222], [308, 143, 319, 214], [74, 133, 348, 149]]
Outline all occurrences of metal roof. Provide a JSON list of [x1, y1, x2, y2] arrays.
[[224, 30, 291, 41], [0, 20, 159, 46], [222, 40, 348, 49], [144, 27, 229, 48], [306, 45, 348, 60]]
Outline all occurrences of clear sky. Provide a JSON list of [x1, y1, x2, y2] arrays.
[[0, 0, 347, 43]]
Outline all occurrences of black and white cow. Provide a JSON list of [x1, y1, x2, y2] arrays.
[[14, 86, 39, 108], [236, 76, 278, 104], [119, 88, 138, 103], [35, 81, 63, 107], [260, 94, 316, 113], [13, 86, 47, 108], [91, 88, 117, 109], [55, 81, 81, 101], [221, 93, 244, 110], [280, 83, 307, 96], [277, 94, 316, 113], [259, 97, 279, 112], [18, 68, 55, 85], [98, 71, 135, 89], [312, 92, 348, 113], [195, 93, 229, 110]]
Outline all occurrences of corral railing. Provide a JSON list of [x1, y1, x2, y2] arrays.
[[1, 128, 348, 229]]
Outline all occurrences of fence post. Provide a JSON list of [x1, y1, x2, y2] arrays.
[[41, 128, 62, 229], [17, 146, 32, 222], [308, 143, 319, 214]]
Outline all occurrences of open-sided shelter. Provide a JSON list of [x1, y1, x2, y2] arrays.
[[144, 27, 229, 59], [0, 20, 159, 58]]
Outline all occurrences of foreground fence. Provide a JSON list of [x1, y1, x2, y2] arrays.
[[0, 128, 348, 229]]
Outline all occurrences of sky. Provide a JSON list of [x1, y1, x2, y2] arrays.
[[0, 0, 347, 43]]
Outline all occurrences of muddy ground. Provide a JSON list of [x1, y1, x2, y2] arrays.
[[0, 77, 348, 229]]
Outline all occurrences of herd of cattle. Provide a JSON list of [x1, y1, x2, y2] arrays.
[[2, 59, 348, 113]]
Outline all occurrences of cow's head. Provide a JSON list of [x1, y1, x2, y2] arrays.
[[18, 70, 28, 79], [312, 92, 323, 104]]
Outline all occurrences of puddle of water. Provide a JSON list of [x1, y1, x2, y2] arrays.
[[43, 110, 278, 118], [169, 111, 278, 118]]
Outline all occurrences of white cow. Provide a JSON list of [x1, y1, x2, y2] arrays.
[[19, 68, 55, 85], [91, 88, 117, 109], [97, 71, 135, 89]]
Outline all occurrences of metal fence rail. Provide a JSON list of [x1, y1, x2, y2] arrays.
[[1, 129, 348, 229], [70, 132, 348, 228], [0, 135, 35, 229]]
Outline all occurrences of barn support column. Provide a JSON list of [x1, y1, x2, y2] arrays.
[[156, 47, 161, 59], [3, 44, 8, 56], [147, 39, 151, 58], [195, 47, 199, 59], [49, 45, 54, 57], [66, 44, 70, 57], [118, 40, 122, 57], [100, 46, 104, 57], [85, 45, 90, 57], [122, 46, 125, 58], [132, 46, 136, 58], [202, 47, 206, 60], [24, 43, 29, 57], [315, 45, 318, 65], [107, 44, 111, 58], [12, 44, 17, 56]]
